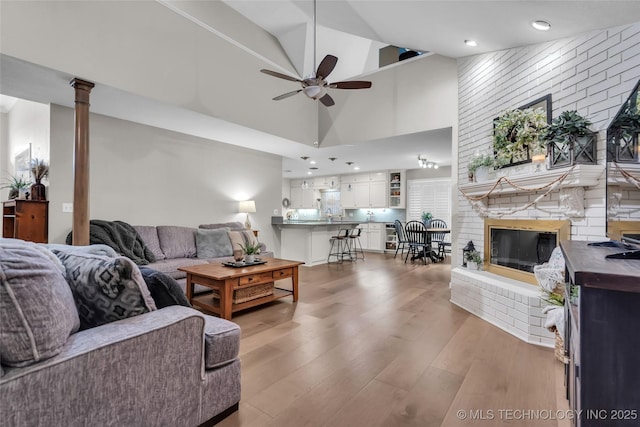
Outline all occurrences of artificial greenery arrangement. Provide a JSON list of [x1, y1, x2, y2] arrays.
[[30, 158, 50, 183], [542, 111, 592, 145], [464, 250, 483, 264], [0, 175, 32, 199], [493, 107, 548, 167], [237, 240, 261, 255]]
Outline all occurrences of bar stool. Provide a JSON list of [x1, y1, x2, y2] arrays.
[[327, 228, 351, 263], [347, 227, 365, 260]]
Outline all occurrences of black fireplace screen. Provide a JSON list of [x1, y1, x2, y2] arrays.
[[489, 229, 557, 273]]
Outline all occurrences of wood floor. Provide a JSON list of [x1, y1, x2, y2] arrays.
[[217, 252, 570, 427]]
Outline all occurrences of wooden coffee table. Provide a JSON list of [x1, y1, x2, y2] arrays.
[[179, 258, 304, 319]]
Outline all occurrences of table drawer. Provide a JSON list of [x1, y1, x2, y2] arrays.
[[273, 268, 293, 280], [239, 272, 273, 286]]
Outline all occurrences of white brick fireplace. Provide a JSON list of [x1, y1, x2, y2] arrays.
[[451, 23, 640, 347]]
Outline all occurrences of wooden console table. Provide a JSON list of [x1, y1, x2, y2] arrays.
[[561, 240, 640, 426], [179, 258, 303, 319]]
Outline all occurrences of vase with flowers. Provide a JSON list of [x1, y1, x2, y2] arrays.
[[30, 158, 49, 201]]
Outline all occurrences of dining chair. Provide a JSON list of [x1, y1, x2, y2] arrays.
[[393, 219, 409, 259], [403, 220, 430, 264], [429, 219, 451, 260]]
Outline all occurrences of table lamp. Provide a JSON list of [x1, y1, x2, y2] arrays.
[[239, 200, 256, 229]]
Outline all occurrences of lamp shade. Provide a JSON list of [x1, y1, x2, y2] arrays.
[[239, 200, 256, 213]]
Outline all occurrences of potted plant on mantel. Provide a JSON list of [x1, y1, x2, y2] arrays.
[[468, 153, 495, 182], [493, 107, 548, 168], [542, 110, 596, 169]]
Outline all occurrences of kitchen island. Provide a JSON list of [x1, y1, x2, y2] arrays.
[[272, 220, 361, 266]]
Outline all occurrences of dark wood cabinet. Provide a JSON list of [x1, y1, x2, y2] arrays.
[[2, 199, 49, 243], [561, 241, 640, 426]]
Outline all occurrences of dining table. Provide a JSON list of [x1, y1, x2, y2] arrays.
[[411, 228, 451, 263]]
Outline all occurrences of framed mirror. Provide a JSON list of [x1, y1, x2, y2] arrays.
[[606, 79, 640, 242]]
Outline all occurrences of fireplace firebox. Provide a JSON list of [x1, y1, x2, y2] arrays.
[[484, 219, 570, 284]]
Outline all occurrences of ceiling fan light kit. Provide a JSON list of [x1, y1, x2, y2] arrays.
[[259, 0, 371, 107]]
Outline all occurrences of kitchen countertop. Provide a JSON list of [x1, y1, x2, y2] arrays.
[[273, 220, 362, 226]]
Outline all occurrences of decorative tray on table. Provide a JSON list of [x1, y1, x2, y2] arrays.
[[222, 259, 267, 268]]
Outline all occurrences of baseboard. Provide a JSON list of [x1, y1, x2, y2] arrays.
[[198, 402, 239, 427]]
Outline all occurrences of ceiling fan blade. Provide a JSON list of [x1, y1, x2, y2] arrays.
[[273, 89, 302, 101], [319, 93, 335, 107], [330, 81, 372, 89], [316, 55, 338, 80], [260, 69, 302, 83]]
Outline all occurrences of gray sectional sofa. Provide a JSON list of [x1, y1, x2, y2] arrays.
[[0, 239, 241, 427], [134, 222, 273, 290]]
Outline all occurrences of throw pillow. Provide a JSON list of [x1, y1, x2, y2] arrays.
[[227, 230, 260, 253], [195, 228, 232, 258], [133, 226, 166, 261], [138, 267, 191, 309], [156, 226, 197, 259], [0, 239, 80, 367], [53, 252, 157, 330]]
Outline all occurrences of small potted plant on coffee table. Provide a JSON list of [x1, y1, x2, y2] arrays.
[[238, 241, 261, 263]]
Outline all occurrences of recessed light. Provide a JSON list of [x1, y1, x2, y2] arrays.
[[531, 20, 551, 31], [307, 171, 313, 175], [354, 166, 360, 170], [464, 39, 477, 47], [310, 160, 316, 164]]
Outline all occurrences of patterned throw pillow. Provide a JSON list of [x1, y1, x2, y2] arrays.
[[0, 239, 80, 367], [53, 252, 157, 330], [227, 230, 260, 253]]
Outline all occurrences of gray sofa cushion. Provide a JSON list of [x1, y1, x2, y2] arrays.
[[196, 228, 232, 259], [145, 258, 209, 280], [0, 239, 80, 367], [54, 252, 157, 330], [157, 226, 197, 259], [199, 222, 244, 231], [203, 316, 241, 369], [133, 226, 165, 261]]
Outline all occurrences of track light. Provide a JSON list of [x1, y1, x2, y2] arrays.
[[418, 155, 438, 169]]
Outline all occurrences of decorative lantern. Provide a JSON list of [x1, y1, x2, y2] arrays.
[[462, 241, 476, 267]]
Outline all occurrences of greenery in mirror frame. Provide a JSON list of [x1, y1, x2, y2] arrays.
[[493, 107, 548, 167], [542, 111, 597, 168]]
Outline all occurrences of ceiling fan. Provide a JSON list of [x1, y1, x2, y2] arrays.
[[259, 0, 372, 107]]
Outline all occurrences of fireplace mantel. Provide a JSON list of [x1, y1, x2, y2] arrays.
[[459, 164, 604, 196]]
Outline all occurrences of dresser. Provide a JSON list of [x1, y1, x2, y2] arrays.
[[561, 240, 640, 426], [2, 199, 49, 243]]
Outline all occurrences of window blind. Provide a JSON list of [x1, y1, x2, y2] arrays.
[[407, 178, 452, 226]]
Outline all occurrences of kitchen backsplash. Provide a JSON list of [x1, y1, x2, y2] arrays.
[[287, 208, 405, 223]]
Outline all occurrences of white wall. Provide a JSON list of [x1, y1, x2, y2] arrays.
[[48, 104, 283, 253], [0, 99, 50, 200], [455, 23, 640, 266], [0, 0, 317, 145]]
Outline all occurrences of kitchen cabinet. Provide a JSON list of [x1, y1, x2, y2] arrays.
[[388, 170, 406, 208], [290, 180, 316, 209], [356, 223, 384, 251], [341, 180, 386, 208], [2, 199, 49, 243], [561, 240, 640, 426], [314, 176, 339, 189]]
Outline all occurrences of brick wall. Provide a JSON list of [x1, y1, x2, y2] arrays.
[[451, 23, 640, 347], [457, 23, 640, 250]]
